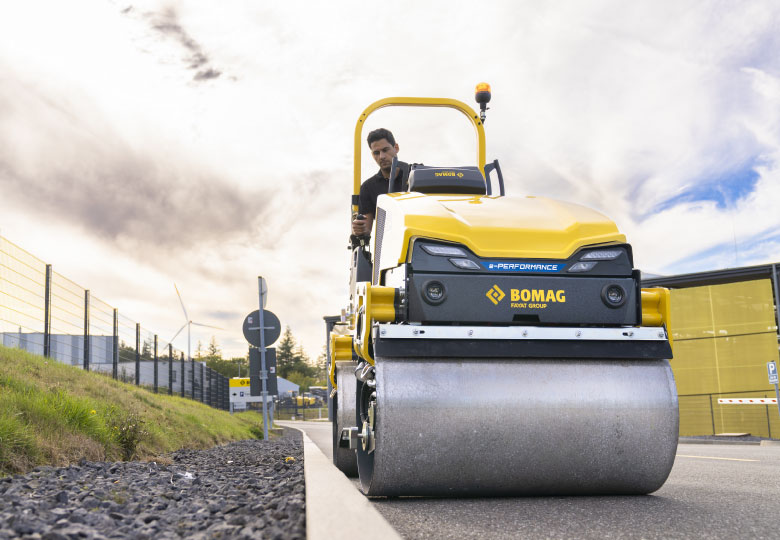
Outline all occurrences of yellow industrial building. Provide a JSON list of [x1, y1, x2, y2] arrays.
[[644, 264, 780, 437]]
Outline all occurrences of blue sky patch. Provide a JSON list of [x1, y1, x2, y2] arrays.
[[653, 160, 761, 213], [663, 228, 780, 275]]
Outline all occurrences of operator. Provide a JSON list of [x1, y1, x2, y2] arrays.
[[351, 128, 410, 237]]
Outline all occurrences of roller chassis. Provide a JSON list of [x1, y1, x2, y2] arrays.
[[328, 91, 678, 497]]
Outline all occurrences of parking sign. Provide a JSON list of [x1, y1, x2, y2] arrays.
[[769, 362, 778, 385]]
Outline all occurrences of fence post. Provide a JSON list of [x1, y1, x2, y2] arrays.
[[43, 264, 52, 358], [83, 290, 90, 371], [199, 362, 205, 403], [207, 368, 213, 407], [168, 344, 173, 396], [225, 376, 229, 410], [221, 376, 227, 410], [709, 395, 716, 435], [112, 309, 118, 380], [180, 352, 185, 398], [766, 394, 772, 439], [153, 334, 158, 394], [191, 356, 195, 401], [135, 323, 140, 386]]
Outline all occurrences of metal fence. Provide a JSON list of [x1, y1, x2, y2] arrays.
[[679, 389, 780, 438], [0, 235, 229, 409]]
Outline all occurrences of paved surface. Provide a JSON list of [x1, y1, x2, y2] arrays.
[[278, 421, 401, 540], [293, 421, 780, 539]]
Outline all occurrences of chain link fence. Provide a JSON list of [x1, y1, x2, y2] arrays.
[[0, 235, 229, 410]]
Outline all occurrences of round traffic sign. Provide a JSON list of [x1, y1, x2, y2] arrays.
[[242, 309, 281, 347]]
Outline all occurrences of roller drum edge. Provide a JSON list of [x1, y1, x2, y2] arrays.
[[361, 357, 679, 497], [332, 362, 358, 477]]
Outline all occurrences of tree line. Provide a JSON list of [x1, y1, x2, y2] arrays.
[[199, 326, 327, 392]]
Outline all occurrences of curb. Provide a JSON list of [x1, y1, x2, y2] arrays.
[[679, 437, 762, 446], [284, 424, 402, 540]]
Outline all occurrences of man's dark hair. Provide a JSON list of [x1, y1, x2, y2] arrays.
[[367, 128, 395, 147]]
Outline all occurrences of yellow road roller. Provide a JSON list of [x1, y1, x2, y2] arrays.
[[328, 85, 677, 496]]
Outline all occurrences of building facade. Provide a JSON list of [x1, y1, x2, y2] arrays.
[[644, 264, 780, 437]]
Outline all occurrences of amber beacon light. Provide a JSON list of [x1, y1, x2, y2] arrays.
[[475, 82, 492, 123]]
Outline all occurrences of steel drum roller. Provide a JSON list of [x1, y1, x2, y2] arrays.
[[358, 357, 678, 497]]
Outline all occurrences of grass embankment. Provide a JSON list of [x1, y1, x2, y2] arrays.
[[0, 345, 266, 476]]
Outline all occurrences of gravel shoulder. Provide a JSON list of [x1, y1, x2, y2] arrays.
[[0, 435, 304, 539]]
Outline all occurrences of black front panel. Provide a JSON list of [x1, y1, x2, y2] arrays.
[[409, 240, 634, 276], [408, 273, 638, 325], [374, 338, 671, 359]]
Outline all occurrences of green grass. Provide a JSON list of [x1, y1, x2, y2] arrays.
[[0, 345, 269, 475]]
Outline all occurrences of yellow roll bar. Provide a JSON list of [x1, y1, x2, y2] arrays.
[[353, 97, 487, 210]]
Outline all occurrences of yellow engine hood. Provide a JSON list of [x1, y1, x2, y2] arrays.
[[375, 193, 625, 268]]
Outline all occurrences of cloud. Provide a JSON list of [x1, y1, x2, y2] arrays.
[[132, 4, 223, 81], [0, 73, 271, 252], [2, 0, 780, 358]]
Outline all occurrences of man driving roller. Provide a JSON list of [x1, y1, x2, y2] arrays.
[[351, 128, 410, 237]]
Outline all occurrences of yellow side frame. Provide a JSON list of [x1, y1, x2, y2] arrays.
[[641, 287, 673, 347], [353, 97, 487, 211]]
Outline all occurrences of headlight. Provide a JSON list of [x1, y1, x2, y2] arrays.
[[567, 261, 597, 273], [581, 249, 623, 261], [421, 244, 468, 257], [449, 258, 480, 270]]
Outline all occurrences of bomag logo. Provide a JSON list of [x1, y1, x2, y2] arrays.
[[486, 285, 506, 305], [434, 171, 457, 177], [509, 289, 566, 309], [511, 289, 566, 303]]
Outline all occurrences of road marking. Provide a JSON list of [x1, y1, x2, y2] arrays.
[[677, 454, 758, 462]]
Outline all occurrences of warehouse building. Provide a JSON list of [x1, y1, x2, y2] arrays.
[[644, 263, 780, 438]]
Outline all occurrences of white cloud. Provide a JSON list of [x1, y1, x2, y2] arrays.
[[1, 1, 779, 357]]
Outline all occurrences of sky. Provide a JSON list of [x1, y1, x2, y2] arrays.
[[1, 0, 779, 359]]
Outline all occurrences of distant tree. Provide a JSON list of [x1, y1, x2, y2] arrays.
[[141, 338, 152, 360], [314, 345, 328, 383], [206, 356, 248, 378], [276, 326, 296, 378], [285, 370, 318, 393], [277, 326, 317, 379], [195, 340, 204, 359], [118, 341, 136, 363], [203, 337, 248, 378], [207, 336, 220, 358]]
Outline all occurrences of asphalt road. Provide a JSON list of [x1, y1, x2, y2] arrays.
[[294, 421, 780, 539]]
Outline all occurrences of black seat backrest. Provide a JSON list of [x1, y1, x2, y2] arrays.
[[407, 165, 486, 195]]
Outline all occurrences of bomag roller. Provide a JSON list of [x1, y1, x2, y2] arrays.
[[327, 85, 678, 497]]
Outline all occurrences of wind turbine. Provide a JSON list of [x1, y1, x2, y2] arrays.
[[167, 284, 223, 364]]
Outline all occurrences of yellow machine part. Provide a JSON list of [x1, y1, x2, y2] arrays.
[[353, 97, 486, 210], [328, 332, 354, 389], [373, 193, 626, 277], [353, 282, 398, 365], [641, 287, 673, 345]]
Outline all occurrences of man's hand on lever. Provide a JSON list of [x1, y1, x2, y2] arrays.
[[351, 213, 373, 237]]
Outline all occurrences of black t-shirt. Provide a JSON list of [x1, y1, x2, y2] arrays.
[[358, 161, 410, 216]]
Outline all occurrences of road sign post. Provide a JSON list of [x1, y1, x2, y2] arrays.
[[242, 282, 281, 440], [259, 277, 269, 441], [769, 361, 780, 419]]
